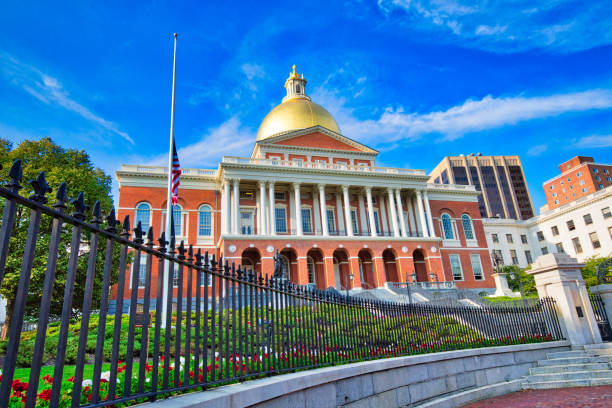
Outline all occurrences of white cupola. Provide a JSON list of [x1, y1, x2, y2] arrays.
[[283, 64, 310, 103]]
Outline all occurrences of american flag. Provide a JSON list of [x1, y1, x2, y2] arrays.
[[171, 140, 181, 205]]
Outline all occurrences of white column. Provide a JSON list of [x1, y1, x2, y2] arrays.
[[395, 189, 407, 237], [423, 190, 435, 238], [387, 188, 399, 237], [269, 182, 276, 236], [294, 183, 303, 236], [335, 189, 345, 234], [343, 185, 353, 236], [416, 190, 429, 238], [358, 193, 367, 234], [407, 194, 417, 236], [313, 186, 321, 235], [222, 179, 230, 234], [258, 181, 267, 235], [365, 187, 376, 237], [318, 184, 329, 236], [232, 178, 240, 234]]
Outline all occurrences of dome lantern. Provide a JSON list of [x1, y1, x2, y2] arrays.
[[283, 65, 309, 103]]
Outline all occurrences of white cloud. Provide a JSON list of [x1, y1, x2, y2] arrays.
[[313, 86, 612, 145], [575, 134, 612, 148], [377, 0, 612, 52], [527, 144, 548, 156], [241, 63, 265, 81], [0, 51, 133, 144]]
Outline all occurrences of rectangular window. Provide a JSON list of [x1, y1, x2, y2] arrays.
[[551, 226, 559, 236], [541, 246, 549, 255], [274, 192, 286, 200], [172, 265, 179, 288], [470, 254, 484, 280], [198, 210, 211, 236], [537, 231, 545, 241], [602, 207, 612, 219], [240, 211, 254, 235], [326, 209, 336, 234], [492, 233, 499, 243], [520, 234, 528, 244], [510, 250, 518, 265], [275, 207, 287, 233], [555, 242, 564, 253], [590, 232, 601, 249], [351, 210, 359, 234], [301, 208, 312, 233], [373, 211, 381, 234], [239, 191, 253, 199], [506, 234, 513, 243], [493, 249, 503, 262], [572, 237, 583, 254], [449, 254, 464, 281], [134, 254, 147, 288], [584, 213, 593, 225], [525, 250, 533, 264], [567, 220, 575, 231]]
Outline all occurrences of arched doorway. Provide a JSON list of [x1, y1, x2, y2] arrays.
[[382, 249, 399, 283], [241, 248, 261, 275], [413, 249, 427, 282], [333, 249, 350, 290], [358, 249, 375, 288], [280, 248, 298, 282], [307, 248, 325, 289]]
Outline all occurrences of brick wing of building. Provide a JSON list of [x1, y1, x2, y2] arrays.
[[115, 65, 494, 309]]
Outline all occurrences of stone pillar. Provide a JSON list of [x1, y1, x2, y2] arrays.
[[348, 256, 362, 289], [589, 284, 612, 333], [343, 185, 353, 236], [318, 184, 329, 236], [261, 256, 274, 278], [387, 188, 400, 237], [222, 179, 230, 234], [527, 253, 602, 346], [407, 194, 417, 236], [379, 194, 389, 235], [416, 190, 429, 238], [358, 193, 368, 234], [313, 186, 322, 235], [423, 190, 435, 238], [490, 273, 519, 297], [268, 182, 276, 236], [395, 189, 407, 237], [258, 181, 267, 235], [372, 256, 386, 287], [335, 188, 345, 234], [293, 183, 302, 236], [232, 178, 240, 235], [365, 187, 376, 237], [323, 256, 335, 288], [296, 256, 309, 285]]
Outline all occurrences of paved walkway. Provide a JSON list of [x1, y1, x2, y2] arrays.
[[462, 385, 612, 407]]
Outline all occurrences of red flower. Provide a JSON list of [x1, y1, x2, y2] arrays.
[[100, 378, 109, 383], [189, 370, 194, 378], [206, 365, 211, 373], [198, 374, 204, 382], [38, 388, 52, 401], [87, 393, 92, 402], [68, 376, 75, 382], [84, 386, 91, 393], [118, 365, 126, 373], [145, 363, 153, 373], [42, 375, 53, 384], [12, 380, 28, 392]]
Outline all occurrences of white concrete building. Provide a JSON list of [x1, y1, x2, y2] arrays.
[[484, 186, 612, 268]]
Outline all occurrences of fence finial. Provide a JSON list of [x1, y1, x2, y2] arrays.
[[146, 226, 155, 245], [133, 221, 144, 244], [157, 231, 168, 251], [203, 251, 209, 268], [91, 201, 102, 225], [195, 249, 203, 266], [29, 172, 52, 203], [105, 208, 119, 233], [188, 244, 194, 261], [177, 240, 186, 259], [121, 215, 131, 236], [53, 182, 68, 210], [7, 159, 22, 191], [71, 192, 88, 219]]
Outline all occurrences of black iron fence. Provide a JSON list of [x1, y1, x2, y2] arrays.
[[0, 161, 564, 407], [589, 293, 612, 342]]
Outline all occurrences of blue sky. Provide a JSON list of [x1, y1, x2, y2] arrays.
[[0, 1, 611, 211]]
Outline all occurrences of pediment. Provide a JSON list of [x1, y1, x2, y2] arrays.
[[257, 126, 377, 154]]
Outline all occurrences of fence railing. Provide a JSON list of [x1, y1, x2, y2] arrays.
[[0, 161, 564, 407]]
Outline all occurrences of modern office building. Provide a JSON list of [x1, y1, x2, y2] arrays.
[[542, 156, 612, 211], [484, 185, 612, 267], [114, 65, 495, 311], [429, 154, 535, 220]]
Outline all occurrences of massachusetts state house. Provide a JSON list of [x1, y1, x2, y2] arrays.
[[116, 66, 495, 297]]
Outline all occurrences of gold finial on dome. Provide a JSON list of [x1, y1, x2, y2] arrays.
[[283, 64, 309, 102], [289, 64, 299, 79]]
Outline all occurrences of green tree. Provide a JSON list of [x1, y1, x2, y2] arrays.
[[504, 264, 537, 296], [0, 138, 123, 339], [581, 256, 609, 288]]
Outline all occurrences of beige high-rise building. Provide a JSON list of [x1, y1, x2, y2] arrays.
[[429, 154, 535, 220]]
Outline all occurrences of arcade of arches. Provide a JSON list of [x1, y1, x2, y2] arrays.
[[234, 242, 444, 290]]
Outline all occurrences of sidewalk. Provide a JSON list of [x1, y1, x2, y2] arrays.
[[462, 385, 612, 407]]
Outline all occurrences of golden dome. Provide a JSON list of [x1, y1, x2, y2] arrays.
[[256, 65, 341, 141]]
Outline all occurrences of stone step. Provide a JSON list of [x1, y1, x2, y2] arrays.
[[583, 342, 612, 351], [537, 356, 612, 366], [413, 380, 522, 407], [522, 377, 612, 390], [587, 348, 612, 356], [524, 369, 612, 383], [530, 362, 611, 375], [546, 350, 590, 359]]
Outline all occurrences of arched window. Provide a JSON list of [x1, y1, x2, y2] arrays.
[[135, 202, 151, 232], [441, 214, 454, 240], [461, 214, 474, 240], [281, 255, 290, 279], [173, 204, 182, 236], [242, 259, 254, 275], [198, 205, 212, 236], [296, 84, 301, 93], [307, 256, 316, 284], [358, 258, 365, 283]]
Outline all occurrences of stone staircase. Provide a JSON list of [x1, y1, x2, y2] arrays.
[[522, 343, 612, 389]]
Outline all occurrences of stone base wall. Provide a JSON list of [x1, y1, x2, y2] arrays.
[[147, 341, 569, 408]]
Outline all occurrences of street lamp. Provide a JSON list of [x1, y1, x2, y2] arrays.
[[405, 271, 415, 305], [345, 273, 354, 297]]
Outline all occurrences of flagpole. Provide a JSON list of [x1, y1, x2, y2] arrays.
[[162, 33, 178, 328]]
